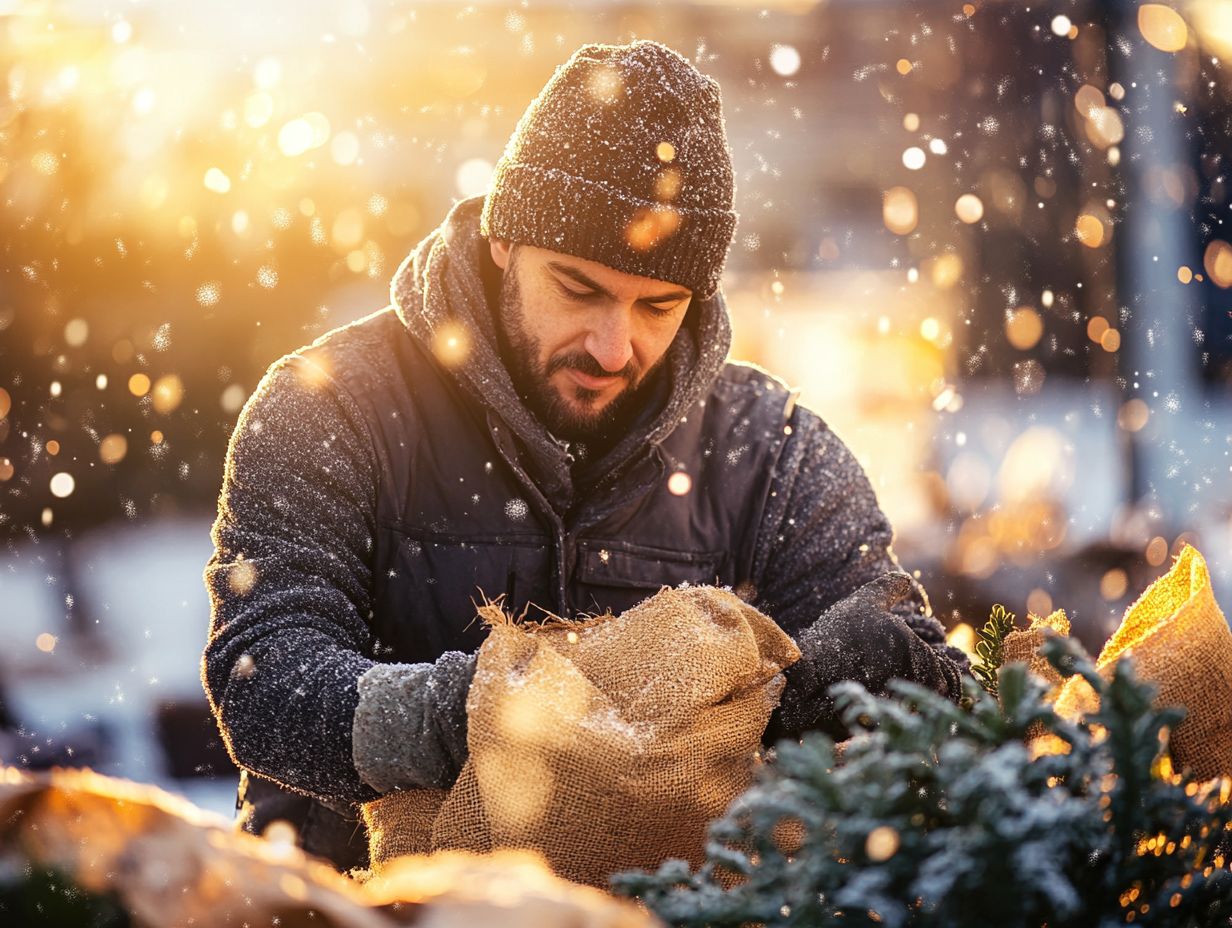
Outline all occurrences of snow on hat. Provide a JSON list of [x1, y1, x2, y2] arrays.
[[480, 40, 738, 301]]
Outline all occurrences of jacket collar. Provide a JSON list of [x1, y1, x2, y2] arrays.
[[390, 196, 733, 514]]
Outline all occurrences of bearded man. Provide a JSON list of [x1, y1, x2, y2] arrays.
[[202, 40, 969, 871]]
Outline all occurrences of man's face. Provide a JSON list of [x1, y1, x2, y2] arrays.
[[491, 240, 693, 442]]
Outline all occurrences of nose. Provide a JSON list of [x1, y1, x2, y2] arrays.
[[583, 307, 635, 374]]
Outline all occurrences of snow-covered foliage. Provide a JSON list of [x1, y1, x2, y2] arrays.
[[616, 636, 1232, 927]]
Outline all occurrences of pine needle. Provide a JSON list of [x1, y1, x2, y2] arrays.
[[971, 603, 1016, 696]]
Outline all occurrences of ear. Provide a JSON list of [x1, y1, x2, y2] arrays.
[[489, 238, 512, 271]]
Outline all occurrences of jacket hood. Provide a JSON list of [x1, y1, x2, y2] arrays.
[[390, 195, 733, 513]]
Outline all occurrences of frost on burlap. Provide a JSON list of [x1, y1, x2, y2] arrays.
[[362, 585, 800, 886]]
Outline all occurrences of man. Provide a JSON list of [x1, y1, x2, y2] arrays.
[[201, 40, 970, 872]]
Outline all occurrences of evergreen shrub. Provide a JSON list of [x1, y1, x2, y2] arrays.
[[615, 636, 1232, 928]]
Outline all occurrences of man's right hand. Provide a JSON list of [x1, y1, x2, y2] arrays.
[[351, 650, 478, 793]]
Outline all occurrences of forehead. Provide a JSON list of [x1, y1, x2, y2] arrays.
[[517, 243, 691, 299]]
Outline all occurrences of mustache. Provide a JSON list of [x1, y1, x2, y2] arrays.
[[546, 352, 639, 383]]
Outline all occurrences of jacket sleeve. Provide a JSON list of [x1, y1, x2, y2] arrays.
[[750, 405, 970, 705], [201, 354, 472, 805]]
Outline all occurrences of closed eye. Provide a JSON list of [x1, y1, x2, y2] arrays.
[[641, 301, 681, 318], [557, 283, 601, 303], [555, 276, 683, 317]]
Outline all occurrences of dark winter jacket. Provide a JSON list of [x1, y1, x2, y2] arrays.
[[201, 196, 969, 869]]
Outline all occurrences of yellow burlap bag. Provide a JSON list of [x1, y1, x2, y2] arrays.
[[363, 585, 800, 887], [1029, 546, 1232, 780]]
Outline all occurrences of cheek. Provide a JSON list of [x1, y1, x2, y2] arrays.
[[635, 324, 681, 370], [534, 313, 590, 359], [515, 287, 575, 356]]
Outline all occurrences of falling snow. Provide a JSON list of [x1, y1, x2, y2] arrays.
[[1, 5, 1231, 900]]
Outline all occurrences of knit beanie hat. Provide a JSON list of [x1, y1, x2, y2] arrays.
[[480, 40, 738, 301]]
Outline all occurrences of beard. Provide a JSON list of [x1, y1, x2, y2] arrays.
[[497, 255, 669, 446]]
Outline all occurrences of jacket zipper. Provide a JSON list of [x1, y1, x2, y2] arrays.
[[486, 411, 571, 616]]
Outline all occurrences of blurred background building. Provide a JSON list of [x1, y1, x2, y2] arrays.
[[2, 0, 1231, 815]]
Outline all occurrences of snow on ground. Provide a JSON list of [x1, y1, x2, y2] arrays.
[[0, 515, 237, 818]]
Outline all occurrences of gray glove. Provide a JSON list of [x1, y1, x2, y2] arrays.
[[351, 650, 477, 793], [765, 573, 961, 742]]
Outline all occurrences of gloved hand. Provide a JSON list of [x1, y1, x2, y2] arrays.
[[765, 572, 952, 743], [351, 650, 477, 793]]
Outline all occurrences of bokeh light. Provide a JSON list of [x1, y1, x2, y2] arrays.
[[883, 186, 918, 235], [1139, 4, 1189, 52], [769, 44, 801, 77], [955, 193, 984, 224]]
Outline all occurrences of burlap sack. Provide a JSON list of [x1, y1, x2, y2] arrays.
[[1002, 609, 1071, 696], [1040, 546, 1232, 780], [364, 786, 447, 864], [363, 585, 800, 887]]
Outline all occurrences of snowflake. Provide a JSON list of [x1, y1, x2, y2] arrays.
[[153, 322, 172, 350], [196, 282, 221, 307]]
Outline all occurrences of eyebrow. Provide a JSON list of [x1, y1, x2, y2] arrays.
[[546, 261, 690, 305]]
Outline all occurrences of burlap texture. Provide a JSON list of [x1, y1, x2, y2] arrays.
[[1002, 609, 1071, 696], [1036, 546, 1232, 780], [362, 585, 800, 886], [363, 786, 447, 865]]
